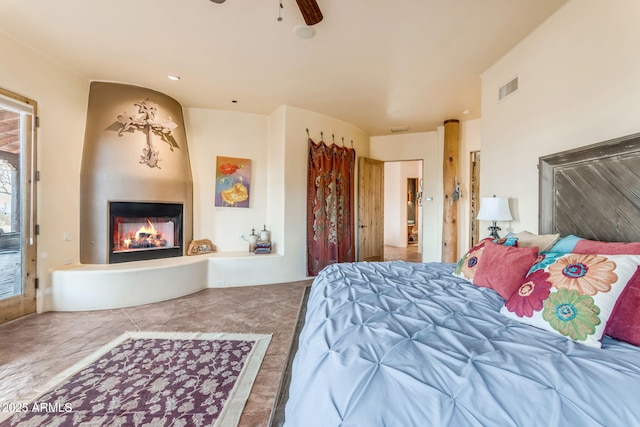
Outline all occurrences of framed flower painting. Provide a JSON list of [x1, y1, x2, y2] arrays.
[[215, 156, 251, 208]]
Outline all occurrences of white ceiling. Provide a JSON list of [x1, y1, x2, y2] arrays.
[[0, 0, 567, 136]]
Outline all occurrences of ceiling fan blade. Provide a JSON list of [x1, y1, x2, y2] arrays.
[[295, 0, 323, 26]]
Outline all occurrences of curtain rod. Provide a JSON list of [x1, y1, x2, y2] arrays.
[[306, 128, 354, 148]]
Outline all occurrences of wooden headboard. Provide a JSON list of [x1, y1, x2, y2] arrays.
[[539, 132, 640, 242]]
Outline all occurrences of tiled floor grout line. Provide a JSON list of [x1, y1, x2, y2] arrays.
[[122, 308, 141, 331]]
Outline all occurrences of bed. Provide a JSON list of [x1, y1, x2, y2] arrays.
[[279, 133, 640, 426]]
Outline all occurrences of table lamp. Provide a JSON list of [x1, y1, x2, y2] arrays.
[[477, 196, 513, 239]]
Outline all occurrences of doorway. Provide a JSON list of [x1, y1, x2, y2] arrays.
[[383, 160, 423, 262], [0, 89, 37, 324], [469, 151, 480, 247], [407, 177, 419, 246]]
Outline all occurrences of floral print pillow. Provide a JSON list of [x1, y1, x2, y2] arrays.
[[500, 253, 640, 348], [453, 240, 488, 282], [453, 237, 517, 282]]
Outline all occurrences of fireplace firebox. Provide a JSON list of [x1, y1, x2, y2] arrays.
[[109, 202, 183, 263]]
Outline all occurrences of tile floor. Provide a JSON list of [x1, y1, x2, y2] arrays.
[[0, 246, 420, 426], [0, 280, 311, 427]]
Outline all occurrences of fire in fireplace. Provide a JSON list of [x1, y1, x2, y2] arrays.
[[109, 202, 183, 263], [115, 218, 173, 251]]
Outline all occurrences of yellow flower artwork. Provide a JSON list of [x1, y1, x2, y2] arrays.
[[215, 156, 251, 208]]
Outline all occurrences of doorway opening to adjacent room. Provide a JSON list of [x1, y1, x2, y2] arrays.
[[383, 160, 423, 262], [0, 88, 37, 324], [469, 151, 481, 248]]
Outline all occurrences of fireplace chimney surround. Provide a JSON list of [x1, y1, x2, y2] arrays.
[[80, 82, 193, 264]]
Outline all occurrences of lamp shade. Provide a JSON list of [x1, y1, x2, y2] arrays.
[[477, 197, 513, 221]]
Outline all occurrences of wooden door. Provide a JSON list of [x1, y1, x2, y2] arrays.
[[470, 151, 480, 247], [0, 89, 37, 324], [357, 157, 384, 261]]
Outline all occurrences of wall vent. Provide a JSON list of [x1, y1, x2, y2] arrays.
[[498, 76, 518, 101], [390, 126, 410, 133]]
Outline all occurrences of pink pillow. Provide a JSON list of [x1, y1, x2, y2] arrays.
[[473, 242, 539, 299], [605, 266, 640, 346], [574, 240, 640, 255]]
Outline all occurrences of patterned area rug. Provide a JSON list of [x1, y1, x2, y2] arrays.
[[0, 331, 271, 427]]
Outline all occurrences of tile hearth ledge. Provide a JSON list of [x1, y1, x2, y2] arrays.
[[49, 252, 281, 312]]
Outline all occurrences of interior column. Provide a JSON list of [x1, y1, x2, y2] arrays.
[[442, 119, 459, 263]]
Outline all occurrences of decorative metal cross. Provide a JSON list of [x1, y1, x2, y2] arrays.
[[116, 99, 179, 169]]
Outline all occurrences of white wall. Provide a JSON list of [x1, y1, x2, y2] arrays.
[[185, 108, 270, 252], [481, 0, 640, 235], [383, 162, 402, 247], [0, 32, 89, 312]]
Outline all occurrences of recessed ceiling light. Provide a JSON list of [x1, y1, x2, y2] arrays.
[[462, 109, 471, 115], [293, 25, 316, 39], [168, 75, 181, 81]]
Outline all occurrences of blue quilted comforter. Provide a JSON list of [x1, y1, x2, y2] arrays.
[[284, 261, 640, 426]]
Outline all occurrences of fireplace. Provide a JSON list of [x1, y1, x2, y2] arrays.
[[80, 82, 193, 264], [109, 202, 183, 263]]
